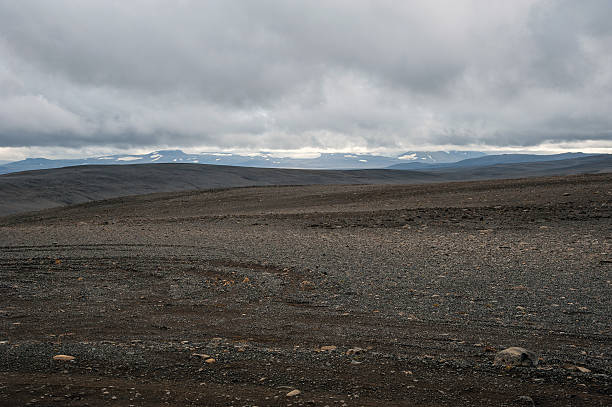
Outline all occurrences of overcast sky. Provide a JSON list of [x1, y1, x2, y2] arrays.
[[0, 0, 611, 160]]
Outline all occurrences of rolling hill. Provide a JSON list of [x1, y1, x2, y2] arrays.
[[0, 154, 610, 217]]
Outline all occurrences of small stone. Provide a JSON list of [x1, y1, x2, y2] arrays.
[[516, 395, 535, 406], [565, 365, 591, 373], [320, 345, 337, 352], [494, 347, 538, 367], [192, 353, 211, 359], [52, 355, 75, 361], [286, 389, 301, 397], [346, 347, 364, 356], [205, 358, 216, 364]]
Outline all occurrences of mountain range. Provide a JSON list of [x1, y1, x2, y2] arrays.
[[387, 152, 593, 170], [0, 149, 603, 177], [0, 150, 486, 174]]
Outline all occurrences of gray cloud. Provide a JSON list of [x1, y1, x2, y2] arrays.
[[0, 0, 610, 154]]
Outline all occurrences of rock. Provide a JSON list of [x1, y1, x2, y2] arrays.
[[565, 365, 591, 373], [346, 347, 364, 356], [192, 353, 211, 359], [516, 395, 535, 406], [493, 347, 538, 367], [320, 345, 337, 352], [205, 358, 216, 364], [286, 389, 301, 397], [52, 355, 75, 361]]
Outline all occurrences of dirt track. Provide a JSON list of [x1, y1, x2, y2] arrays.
[[0, 174, 611, 406]]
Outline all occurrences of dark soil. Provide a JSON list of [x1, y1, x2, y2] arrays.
[[1, 174, 611, 406]]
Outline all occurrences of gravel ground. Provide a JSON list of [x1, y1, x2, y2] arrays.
[[0, 174, 611, 406]]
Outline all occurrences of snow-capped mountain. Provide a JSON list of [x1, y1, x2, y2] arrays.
[[388, 152, 593, 170], [396, 151, 486, 163], [0, 150, 487, 174]]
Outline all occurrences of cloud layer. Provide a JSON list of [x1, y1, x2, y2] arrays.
[[0, 0, 611, 154]]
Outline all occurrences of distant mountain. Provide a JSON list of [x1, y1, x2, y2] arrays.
[[0, 150, 487, 174], [388, 152, 593, 170], [395, 150, 486, 164], [1, 154, 610, 217], [1, 150, 599, 175]]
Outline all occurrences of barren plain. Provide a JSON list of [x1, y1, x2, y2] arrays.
[[0, 173, 611, 406]]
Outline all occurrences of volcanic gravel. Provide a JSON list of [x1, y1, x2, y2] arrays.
[[0, 173, 611, 406]]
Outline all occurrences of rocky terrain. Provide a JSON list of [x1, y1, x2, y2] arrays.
[[0, 173, 611, 406]]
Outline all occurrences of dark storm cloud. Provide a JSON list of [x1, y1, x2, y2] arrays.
[[0, 0, 610, 152]]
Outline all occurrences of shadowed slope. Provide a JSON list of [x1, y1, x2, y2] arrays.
[[0, 154, 610, 217]]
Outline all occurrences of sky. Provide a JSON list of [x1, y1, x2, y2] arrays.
[[0, 0, 611, 161]]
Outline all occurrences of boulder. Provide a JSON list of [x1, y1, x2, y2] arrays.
[[494, 347, 538, 367]]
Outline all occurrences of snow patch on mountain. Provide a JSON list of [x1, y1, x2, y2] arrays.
[[116, 156, 141, 161]]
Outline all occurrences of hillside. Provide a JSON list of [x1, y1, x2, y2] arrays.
[[1, 154, 610, 217]]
